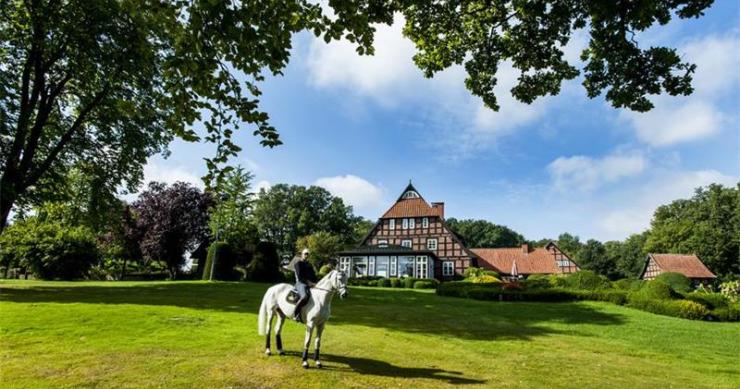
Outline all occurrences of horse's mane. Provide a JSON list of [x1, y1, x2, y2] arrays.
[[316, 269, 337, 288]]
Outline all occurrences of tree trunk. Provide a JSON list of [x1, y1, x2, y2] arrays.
[[0, 172, 19, 233], [119, 258, 128, 281]]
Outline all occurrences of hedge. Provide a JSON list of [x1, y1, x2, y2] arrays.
[[683, 292, 728, 310], [389, 277, 401, 288], [403, 277, 417, 289], [413, 279, 439, 289], [377, 278, 392, 288], [627, 296, 709, 320], [654, 272, 692, 293], [563, 270, 612, 290]]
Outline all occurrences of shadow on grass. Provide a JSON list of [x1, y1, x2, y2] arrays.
[[281, 351, 486, 385], [0, 282, 626, 341]]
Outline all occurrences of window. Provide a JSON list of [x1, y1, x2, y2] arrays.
[[402, 218, 409, 229], [378, 239, 388, 247], [556, 260, 570, 267], [398, 256, 414, 277], [353, 257, 367, 277], [415, 256, 428, 278], [401, 240, 412, 248], [369, 257, 375, 276], [376, 257, 388, 277], [389, 219, 395, 230], [409, 218, 415, 229], [422, 217, 429, 228], [443, 261, 454, 276], [340, 257, 351, 274], [390, 256, 397, 276], [402, 190, 419, 199], [426, 238, 438, 250]]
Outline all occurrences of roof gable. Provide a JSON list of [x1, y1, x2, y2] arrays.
[[381, 182, 442, 218], [471, 243, 577, 275], [648, 254, 716, 279]]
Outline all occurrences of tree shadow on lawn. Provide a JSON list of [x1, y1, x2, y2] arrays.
[[0, 282, 626, 341], [280, 351, 486, 385]]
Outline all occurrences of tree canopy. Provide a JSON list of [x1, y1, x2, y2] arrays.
[[445, 218, 525, 248], [1, 0, 716, 231]]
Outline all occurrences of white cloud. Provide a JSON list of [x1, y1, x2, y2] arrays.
[[313, 175, 385, 214], [255, 180, 272, 193], [622, 34, 740, 147], [598, 169, 738, 238], [548, 150, 648, 191], [141, 163, 204, 189]]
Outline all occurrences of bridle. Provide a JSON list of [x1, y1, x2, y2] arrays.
[[311, 271, 347, 296]]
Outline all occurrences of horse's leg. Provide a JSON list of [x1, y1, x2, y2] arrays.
[[265, 308, 274, 356], [314, 322, 325, 368], [301, 324, 314, 369], [275, 310, 286, 356]]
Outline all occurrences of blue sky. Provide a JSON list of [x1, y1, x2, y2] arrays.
[[142, 3, 739, 242]]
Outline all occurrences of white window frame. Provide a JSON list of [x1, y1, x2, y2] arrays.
[[402, 218, 409, 229], [340, 257, 351, 274], [443, 261, 454, 276], [415, 256, 428, 279], [426, 238, 438, 250], [378, 239, 388, 247], [401, 239, 412, 248], [369, 257, 375, 276], [409, 218, 415, 229], [389, 219, 395, 230], [390, 256, 397, 276], [422, 217, 429, 228]]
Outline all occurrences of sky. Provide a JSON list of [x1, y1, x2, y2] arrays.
[[139, 3, 740, 243]]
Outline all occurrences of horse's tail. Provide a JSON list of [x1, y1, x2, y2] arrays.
[[257, 288, 271, 336]]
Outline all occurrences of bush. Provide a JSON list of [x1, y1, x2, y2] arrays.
[[573, 290, 628, 305], [389, 277, 401, 288], [368, 280, 378, 287], [719, 281, 739, 302], [413, 279, 439, 289], [377, 278, 391, 288], [203, 242, 240, 281], [469, 274, 501, 284], [654, 272, 692, 293], [348, 276, 383, 286], [613, 278, 644, 291], [403, 277, 417, 288], [563, 270, 612, 290], [245, 242, 283, 282], [683, 292, 728, 309], [634, 280, 678, 300], [628, 297, 709, 320], [523, 275, 551, 289], [318, 264, 333, 278], [710, 304, 740, 322], [0, 219, 100, 280]]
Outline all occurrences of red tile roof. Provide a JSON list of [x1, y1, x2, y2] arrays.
[[381, 198, 442, 218], [650, 254, 716, 279], [471, 246, 570, 275]]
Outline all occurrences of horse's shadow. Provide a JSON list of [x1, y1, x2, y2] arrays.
[[281, 351, 486, 385]]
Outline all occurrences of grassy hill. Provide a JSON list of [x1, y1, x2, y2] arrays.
[[1, 280, 738, 388]]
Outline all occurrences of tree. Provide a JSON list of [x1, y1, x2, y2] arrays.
[[576, 239, 620, 280], [252, 184, 355, 257], [1, 0, 715, 231], [445, 218, 525, 248], [296, 231, 346, 269], [133, 182, 212, 279], [645, 184, 739, 277], [208, 167, 259, 251], [557, 233, 583, 259], [351, 218, 376, 244], [616, 232, 650, 278]]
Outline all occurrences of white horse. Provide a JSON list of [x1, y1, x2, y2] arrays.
[[257, 269, 349, 368]]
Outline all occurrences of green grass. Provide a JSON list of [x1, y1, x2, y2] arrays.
[[1, 281, 738, 388]]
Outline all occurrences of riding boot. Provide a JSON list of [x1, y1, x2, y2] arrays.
[[293, 302, 304, 323]]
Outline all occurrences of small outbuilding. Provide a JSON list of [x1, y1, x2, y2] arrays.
[[639, 253, 716, 286], [472, 242, 579, 281]]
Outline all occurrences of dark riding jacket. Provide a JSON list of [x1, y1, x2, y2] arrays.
[[294, 260, 318, 285]]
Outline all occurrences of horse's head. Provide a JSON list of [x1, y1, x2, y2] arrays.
[[331, 270, 349, 299]]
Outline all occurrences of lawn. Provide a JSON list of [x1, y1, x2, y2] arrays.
[[1, 281, 738, 388]]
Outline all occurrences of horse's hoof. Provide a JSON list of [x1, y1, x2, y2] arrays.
[[265, 349, 271, 356], [278, 350, 286, 356], [302, 361, 309, 369], [315, 361, 323, 369]]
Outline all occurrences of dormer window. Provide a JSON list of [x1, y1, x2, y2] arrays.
[[402, 190, 419, 199]]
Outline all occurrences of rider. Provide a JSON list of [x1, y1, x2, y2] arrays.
[[293, 248, 318, 323]]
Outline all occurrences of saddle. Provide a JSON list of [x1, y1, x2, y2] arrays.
[[285, 289, 299, 305]]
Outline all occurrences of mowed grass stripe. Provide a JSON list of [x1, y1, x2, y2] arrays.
[[1, 280, 738, 388]]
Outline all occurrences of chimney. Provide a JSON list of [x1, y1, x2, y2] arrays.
[[521, 244, 529, 254], [432, 202, 445, 218]]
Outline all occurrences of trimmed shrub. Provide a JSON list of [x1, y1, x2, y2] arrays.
[[245, 242, 283, 282], [470, 274, 501, 284], [613, 278, 644, 291], [628, 297, 709, 320], [377, 278, 391, 288], [573, 290, 628, 305], [414, 280, 436, 289], [634, 280, 678, 300], [523, 275, 551, 289], [348, 276, 383, 286], [683, 292, 728, 310], [403, 277, 417, 288], [710, 304, 740, 322], [368, 280, 378, 287], [563, 270, 612, 290], [389, 277, 401, 288], [654, 272, 692, 293], [203, 242, 240, 281]]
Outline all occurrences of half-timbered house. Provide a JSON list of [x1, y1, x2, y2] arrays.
[[337, 183, 478, 280], [472, 242, 579, 280], [640, 253, 716, 286]]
